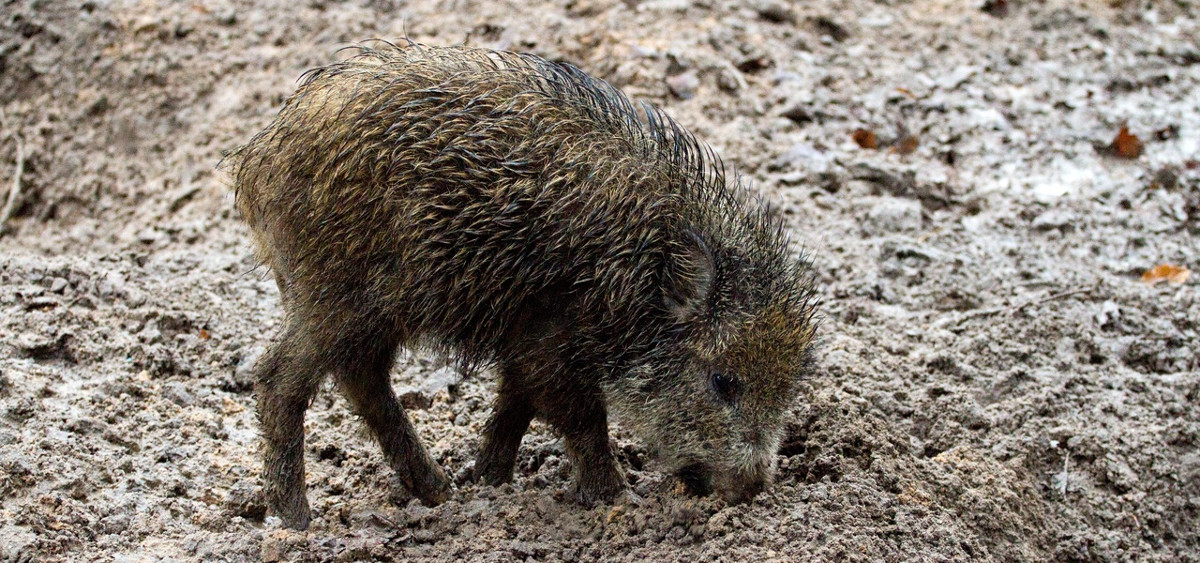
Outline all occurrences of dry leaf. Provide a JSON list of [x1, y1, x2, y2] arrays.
[[1141, 264, 1190, 286], [891, 134, 920, 155], [852, 128, 878, 149], [896, 87, 917, 99], [1108, 126, 1144, 159], [199, 328, 211, 340]]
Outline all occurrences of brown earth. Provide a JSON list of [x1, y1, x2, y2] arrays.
[[1, 0, 1198, 561]]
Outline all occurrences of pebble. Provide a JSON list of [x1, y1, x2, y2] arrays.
[[96, 271, 127, 300], [162, 381, 195, 407], [214, 8, 237, 26], [126, 288, 147, 308], [864, 197, 923, 234], [771, 143, 832, 174], [138, 228, 163, 245], [225, 481, 267, 521], [1095, 301, 1121, 329], [638, 0, 691, 12], [666, 72, 700, 100], [716, 67, 743, 93], [139, 321, 164, 345], [1030, 209, 1076, 231], [780, 104, 813, 124], [398, 389, 432, 410], [754, 0, 794, 23], [234, 345, 265, 386]]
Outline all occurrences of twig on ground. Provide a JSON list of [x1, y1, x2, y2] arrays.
[[951, 284, 1097, 328], [370, 512, 399, 529], [916, 226, 946, 244], [0, 111, 25, 236]]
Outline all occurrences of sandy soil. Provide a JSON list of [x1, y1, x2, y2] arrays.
[[1, 0, 1198, 561]]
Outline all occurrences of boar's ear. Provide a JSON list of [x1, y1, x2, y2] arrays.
[[663, 229, 715, 320]]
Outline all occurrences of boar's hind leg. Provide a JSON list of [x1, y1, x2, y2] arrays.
[[256, 323, 321, 530], [539, 386, 628, 505], [474, 364, 537, 485], [333, 331, 451, 506]]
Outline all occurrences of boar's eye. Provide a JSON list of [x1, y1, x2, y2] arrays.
[[710, 372, 740, 404]]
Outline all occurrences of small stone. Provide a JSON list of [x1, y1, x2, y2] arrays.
[[233, 345, 265, 390], [938, 65, 979, 91], [261, 528, 305, 562], [226, 481, 268, 521], [398, 390, 432, 410], [100, 511, 131, 534], [427, 366, 458, 392], [716, 68, 742, 93], [851, 164, 917, 196], [125, 288, 147, 308], [665, 52, 692, 75], [62, 477, 90, 500], [162, 381, 194, 407], [86, 94, 110, 116], [982, 0, 1009, 18], [772, 143, 813, 169], [1096, 301, 1120, 329], [132, 15, 160, 34], [96, 271, 127, 300], [1151, 167, 1178, 190], [16, 332, 74, 362], [214, 9, 237, 26], [754, 0, 794, 23], [566, 0, 609, 17], [139, 321, 164, 345], [261, 541, 280, 562], [666, 72, 700, 100], [865, 197, 923, 233], [49, 277, 69, 293], [781, 105, 813, 125], [638, 0, 691, 12], [138, 229, 162, 244], [174, 21, 194, 38], [1030, 209, 1076, 232], [812, 16, 849, 42], [736, 55, 771, 74]]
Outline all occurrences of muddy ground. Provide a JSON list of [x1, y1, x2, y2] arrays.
[[1, 0, 1198, 561]]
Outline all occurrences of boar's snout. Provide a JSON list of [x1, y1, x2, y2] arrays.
[[720, 473, 767, 504], [677, 456, 773, 504], [678, 463, 714, 497]]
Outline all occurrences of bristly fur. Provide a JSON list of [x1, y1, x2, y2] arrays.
[[228, 42, 813, 376], [226, 42, 817, 529]]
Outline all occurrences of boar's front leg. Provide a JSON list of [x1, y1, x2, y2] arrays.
[[537, 381, 628, 505]]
